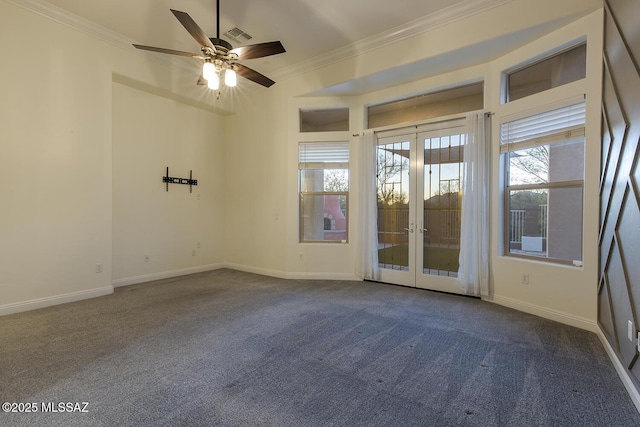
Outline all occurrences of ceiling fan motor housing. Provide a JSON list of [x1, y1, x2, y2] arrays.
[[209, 38, 233, 51]]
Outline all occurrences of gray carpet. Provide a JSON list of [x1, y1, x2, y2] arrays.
[[1, 269, 638, 426]]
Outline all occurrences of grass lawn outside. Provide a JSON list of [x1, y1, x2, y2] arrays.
[[378, 244, 460, 272]]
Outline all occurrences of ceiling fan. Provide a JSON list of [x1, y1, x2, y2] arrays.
[[133, 0, 285, 94]]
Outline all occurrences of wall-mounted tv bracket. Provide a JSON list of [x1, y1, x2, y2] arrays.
[[162, 167, 198, 193]]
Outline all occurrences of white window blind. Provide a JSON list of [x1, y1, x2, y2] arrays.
[[299, 142, 349, 169], [500, 102, 585, 152]]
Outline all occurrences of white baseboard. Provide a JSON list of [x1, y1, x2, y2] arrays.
[[222, 263, 290, 280], [112, 263, 225, 287], [284, 271, 361, 281], [2, 264, 357, 316], [596, 328, 640, 413], [486, 294, 598, 332], [486, 295, 640, 413], [0, 286, 113, 316], [223, 262, 360, 281]]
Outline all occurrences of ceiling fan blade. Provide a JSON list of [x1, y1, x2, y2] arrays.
[[170, 9, 215, 50], [230, 41, 286, 60], [133, 44, 201, 58], [234, 63, 275, 88]]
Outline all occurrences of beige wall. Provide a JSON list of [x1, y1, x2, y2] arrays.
[[0, 1, 227, 314], [0, 2, 114, 311], [0, 0, 605, 332], [222, 94, 289, 276], [224, 4, 604, 329], [487, 11, 603, 328], [112, 82, 226, 285]]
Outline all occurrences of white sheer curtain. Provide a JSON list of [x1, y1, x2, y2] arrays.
[[356, 130, 380, 281], [457, 112, 490, 296]]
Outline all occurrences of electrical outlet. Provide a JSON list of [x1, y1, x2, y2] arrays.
[[628, 320, 634, 342], [197, 242, 201, 248], [520, 273, 529, 285], [95, 263, 103, 273], [144, 255, 150, 262], [298, 252, 304, 261]]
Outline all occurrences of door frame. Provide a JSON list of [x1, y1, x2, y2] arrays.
[[375, 117, 467, 294]]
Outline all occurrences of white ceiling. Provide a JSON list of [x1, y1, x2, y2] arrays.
[[39, 0, 466, 75], [17, 0, 597, 96]]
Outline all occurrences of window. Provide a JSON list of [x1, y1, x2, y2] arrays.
[[299, 142, 349, 243], [299, 108, 349, 132], [500, 101, 585, 265], [367, 82, 484, 128], [506, 43, 586, 102]]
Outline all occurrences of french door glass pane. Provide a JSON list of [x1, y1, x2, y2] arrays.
[[377, 140, 410, 270], [422, 135, 463, 276]]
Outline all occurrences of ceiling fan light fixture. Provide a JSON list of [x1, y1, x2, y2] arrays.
[[207, 71, 220, 90], [225, 68, 237, 87], [203, 61, 216, 81]]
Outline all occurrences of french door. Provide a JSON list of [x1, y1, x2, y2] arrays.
[[376, 120, 466, 293]]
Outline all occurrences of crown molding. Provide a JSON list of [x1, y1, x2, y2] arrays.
[[4, 0, 191, 72], [272, 0, 513, 80], [6, 0, 513, 82], [5, 0, 133, 48]]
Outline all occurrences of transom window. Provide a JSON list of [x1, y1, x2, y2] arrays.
[[505, 43, 586, 103], [299, 108, 349, 132], [367, 82, 484, 129]]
